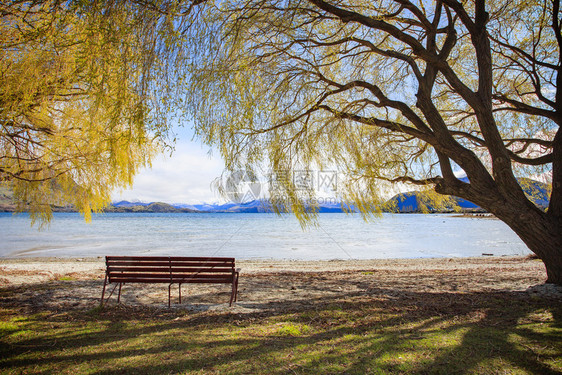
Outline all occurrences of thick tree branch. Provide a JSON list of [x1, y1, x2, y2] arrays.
[[508, 151, 553, 165], [316, 104, 435, 143], [307, 0, 427, 56], [379, 175, 442, 186], [492, 96, 559, 121]]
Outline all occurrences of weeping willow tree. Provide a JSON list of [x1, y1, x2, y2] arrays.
[[185, 0, 562, 284], [0, 0, 194, 223]]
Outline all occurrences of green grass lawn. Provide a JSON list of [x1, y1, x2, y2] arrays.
[[1, 288, 561, 374]]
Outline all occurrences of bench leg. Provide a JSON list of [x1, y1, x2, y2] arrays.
[[234, 274, 239, 302], [229, 283, 236, 306], [101, 283, 119, 307], [117, 283, 122, 304], [168, 284, 172, 308], [100, 273, 108, 307], [230, 273, 239, 307]]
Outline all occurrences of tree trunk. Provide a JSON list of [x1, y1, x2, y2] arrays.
[[544, 257, 562, 285], [493, 207, 562, 285], [440, 162, 562, 285]]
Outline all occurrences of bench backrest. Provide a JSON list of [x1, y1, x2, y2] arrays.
[[105, 256, 236, 284]]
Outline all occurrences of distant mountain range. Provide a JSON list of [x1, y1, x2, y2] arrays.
[[107, 201, 198, 213], [386, 177, 550, 213], [110, 199, 349, 213], [0, 177, 551, 214]]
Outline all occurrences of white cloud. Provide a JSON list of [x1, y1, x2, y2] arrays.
[[454, 169, 467, 179], [113, 141, 225, 204]]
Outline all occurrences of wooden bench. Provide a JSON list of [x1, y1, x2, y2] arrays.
[[100, 256, 240, 307]]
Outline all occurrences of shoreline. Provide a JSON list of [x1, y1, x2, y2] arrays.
[[0, 254, 545, 284], [0, 253, 536, 267]]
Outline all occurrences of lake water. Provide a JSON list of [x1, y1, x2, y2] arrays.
[[0, 212, 531, 260]]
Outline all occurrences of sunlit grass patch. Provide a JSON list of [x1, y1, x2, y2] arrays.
[[55, 275, 75, 281], [0, 287, 561, 374], [0, 319, 24, 336], [274, 323, 312, 336]]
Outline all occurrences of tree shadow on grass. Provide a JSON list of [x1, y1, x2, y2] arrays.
[[337, 291, 562, 374], [0, 278, 561, 374]]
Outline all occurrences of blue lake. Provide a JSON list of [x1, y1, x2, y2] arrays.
[[0, 212, 530, 260]]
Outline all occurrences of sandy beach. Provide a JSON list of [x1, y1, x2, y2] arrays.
[[1, 256, 561, 316]]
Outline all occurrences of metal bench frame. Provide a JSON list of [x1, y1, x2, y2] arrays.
[[100, 256, 240, 307]]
